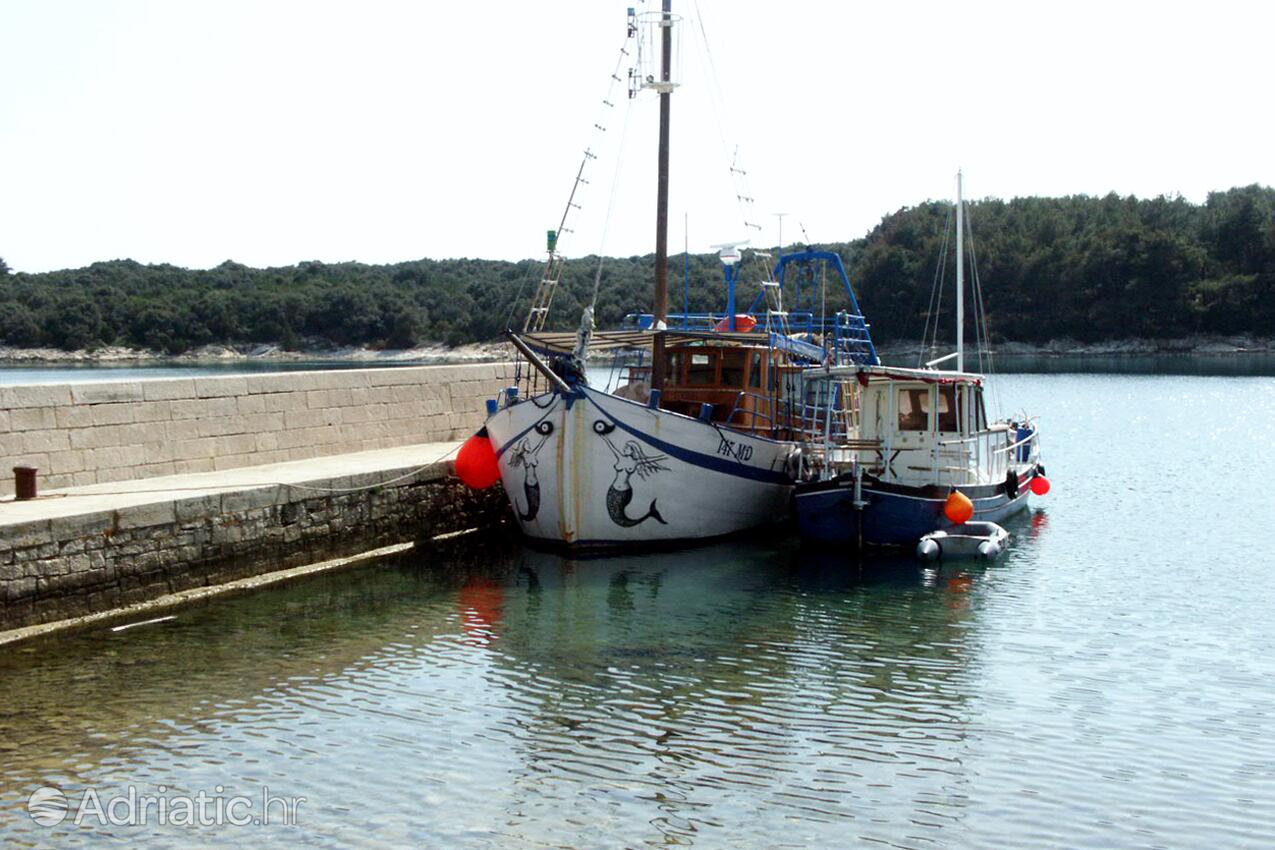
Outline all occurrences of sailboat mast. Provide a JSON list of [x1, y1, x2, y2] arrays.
[[650, 0, 673, 392], [955, 170, 964, 373]]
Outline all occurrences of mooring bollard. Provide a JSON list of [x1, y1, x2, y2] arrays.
[[14, 466, 38, 501]]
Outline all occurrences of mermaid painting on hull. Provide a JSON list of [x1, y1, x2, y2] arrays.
[[507, 421, 554, 522], [592, 420, 669, 527]]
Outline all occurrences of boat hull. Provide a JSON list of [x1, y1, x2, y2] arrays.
[[485, 386, 798, 547], [794, 474, 1034, 547]]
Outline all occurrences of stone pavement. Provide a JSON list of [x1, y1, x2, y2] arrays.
[[0, 441, 463, 529]]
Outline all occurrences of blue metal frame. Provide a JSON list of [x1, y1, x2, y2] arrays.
[[623, 249, 880, 367]]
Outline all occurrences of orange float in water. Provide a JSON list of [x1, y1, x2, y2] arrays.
[[455, 430, 501, 489], [944, 491, 975, 524], [1030, 475, 1051, 496]]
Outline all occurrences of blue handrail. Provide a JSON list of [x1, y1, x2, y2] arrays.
[[620, 249, 879, 367]]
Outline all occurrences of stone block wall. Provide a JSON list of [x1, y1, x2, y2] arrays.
[[0, 462, 510, 631], [0, 363, 513, 497]]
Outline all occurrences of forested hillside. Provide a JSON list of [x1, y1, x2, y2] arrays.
[[852, 184, 1275, 345], [1, 185, 1271, 353]]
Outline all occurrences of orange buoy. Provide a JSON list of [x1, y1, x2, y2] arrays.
[[714, 314, 758, 332], [944, 491, 975, 524], [455, 430, 501, 489], [1030, 475, 1051, 496]]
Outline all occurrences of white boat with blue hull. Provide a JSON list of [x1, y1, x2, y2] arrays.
[[794, 365, 1042, 546], [793, 172, 1047, 549]]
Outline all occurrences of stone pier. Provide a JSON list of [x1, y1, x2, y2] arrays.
[[0, 364, 515, 633]]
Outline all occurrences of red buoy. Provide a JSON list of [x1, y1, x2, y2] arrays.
[[714, 314, 758, 332], [1030, 475, 1051, 496], [456, 432, 501, 489], [944, 491, 975, 524]]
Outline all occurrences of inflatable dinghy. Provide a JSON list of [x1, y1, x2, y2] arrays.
[[916, 521, 1009, 561]]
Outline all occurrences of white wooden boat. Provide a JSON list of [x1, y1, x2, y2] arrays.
[[478, 4, 877, 548]]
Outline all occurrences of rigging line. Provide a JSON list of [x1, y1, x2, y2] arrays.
[[957, 194, 982, 372], [939, 205, 955, 356], [964, 203, 1002, 417], [688, 1, 777, 316], [820, 258, 828, 359], [798, 221, 812, 247], [965, 204, 992, 374], [920, 207, 947, 364], [589, 91, 637, 309], [507, 32, 634, 333], [934, 206, 954, 358], [560, 35, 636, 242], [919, 205, 953, 366], [503, 259, 544, 332], [690, 0, 761, 238]]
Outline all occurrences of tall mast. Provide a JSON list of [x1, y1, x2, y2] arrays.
[[650, 0, 673, 392], [955, 169, 964, 373]]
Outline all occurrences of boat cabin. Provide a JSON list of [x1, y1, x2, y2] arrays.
[[828, 366, 997, 487], [653, 340, 781, 432], [518, 328, 836, 438]]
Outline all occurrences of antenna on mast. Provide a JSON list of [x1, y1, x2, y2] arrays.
[[711, 240, 750, 330]]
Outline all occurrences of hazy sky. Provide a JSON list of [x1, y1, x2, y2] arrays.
[[2, 0, 1272, 273]]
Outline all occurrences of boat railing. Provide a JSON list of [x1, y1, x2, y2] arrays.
[[623, 310, 866, 333], [618, 310, 878, 366], [936, 423, 1014, 444], [723, 390, 776, 428], [815, 423, 1039, 487], [924, 423, 1040, 484], [994, 431, 1037, 458], [799, 438, 884, 479]]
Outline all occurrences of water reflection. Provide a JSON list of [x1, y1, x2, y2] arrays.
[[0, 537, 1010, 848], [468, 542, 994, 847]]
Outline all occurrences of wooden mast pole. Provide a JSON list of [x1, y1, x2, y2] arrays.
[[650, 0, 673, 392], [956, 169, 964, 373]]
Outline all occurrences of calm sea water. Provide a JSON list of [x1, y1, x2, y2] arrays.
[[2, 365, 1274, 848]]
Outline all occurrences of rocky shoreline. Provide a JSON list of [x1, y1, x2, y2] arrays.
[[1, 335, 1272, 365], [0, 341, 509, 365], [877, 335, 1274, 358]]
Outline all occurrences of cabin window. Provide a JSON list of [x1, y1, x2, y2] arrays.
[[974, 389, 987, 431], [721, 350, 746, 388], [936, 386, 959, 432], [749, 352, 762, 388], [687, 352, 718, 385], [664, 352, 683, 385], [897, 387, 930, 431]]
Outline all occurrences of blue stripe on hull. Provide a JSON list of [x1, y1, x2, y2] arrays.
[[585, 390, 793, 485], [796, 486, 1030, 546]]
